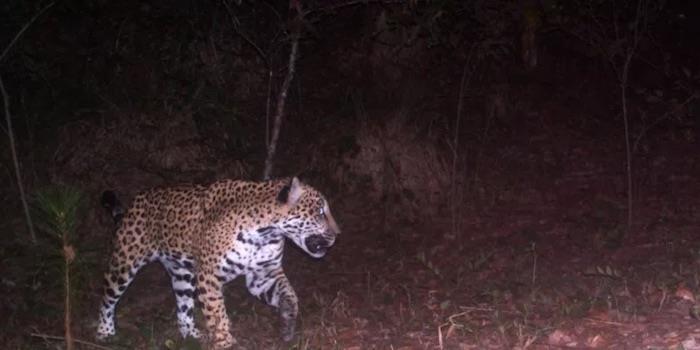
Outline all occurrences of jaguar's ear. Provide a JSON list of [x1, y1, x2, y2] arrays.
[[277, 177, 304, 206]]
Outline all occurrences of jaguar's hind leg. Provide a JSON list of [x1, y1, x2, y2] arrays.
[[162, 255, 201, 339], [96, 249, 152, 339]]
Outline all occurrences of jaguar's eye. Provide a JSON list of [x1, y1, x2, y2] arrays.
[[318, 206, 325, 216]]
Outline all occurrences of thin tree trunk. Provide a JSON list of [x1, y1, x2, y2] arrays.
[[620, 0, 643, 237], [263, 32, 300, 180]]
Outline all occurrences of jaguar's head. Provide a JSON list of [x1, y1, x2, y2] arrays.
[[276, 177, 340, 258]]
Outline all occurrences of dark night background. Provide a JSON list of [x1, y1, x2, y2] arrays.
[[1, 0, 699, 348]]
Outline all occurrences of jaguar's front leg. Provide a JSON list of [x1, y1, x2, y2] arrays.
[[246, 268, 299, 342], [278, 293, 298, 342]]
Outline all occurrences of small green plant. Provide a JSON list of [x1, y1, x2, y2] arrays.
[[416, 250, 442, 277], [34, 186, 83, 350]]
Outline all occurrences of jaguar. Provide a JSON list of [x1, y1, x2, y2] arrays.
[[96, 177, 340, 349]]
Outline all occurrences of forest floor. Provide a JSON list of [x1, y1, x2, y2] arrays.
[[5, 112, 699, 350]]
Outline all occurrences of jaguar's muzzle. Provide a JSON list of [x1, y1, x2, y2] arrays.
[[305, 234, 332, 256]]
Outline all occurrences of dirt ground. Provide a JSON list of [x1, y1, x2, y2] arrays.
[[1, 1, 700, 350]]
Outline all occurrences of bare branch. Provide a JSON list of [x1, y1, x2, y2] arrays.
[[303, 0, 406, 16], [222, 0, 269, 67], [0, 75, 36, 243], [0, 2, 55, 63]]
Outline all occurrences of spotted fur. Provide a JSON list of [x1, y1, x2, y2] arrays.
[[96, 177, 340, 349]]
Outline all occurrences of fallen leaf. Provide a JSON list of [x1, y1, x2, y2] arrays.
[[682, 337, 700, 350], [675, 286, 696, 302], [548, 329, 572, 345], [586, 334, 606, 348]]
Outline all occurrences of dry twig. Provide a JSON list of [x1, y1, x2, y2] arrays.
[[29, 333, 113, 350]]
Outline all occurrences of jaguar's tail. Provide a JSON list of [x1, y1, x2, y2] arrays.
[[101, 190, 124, 225]]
